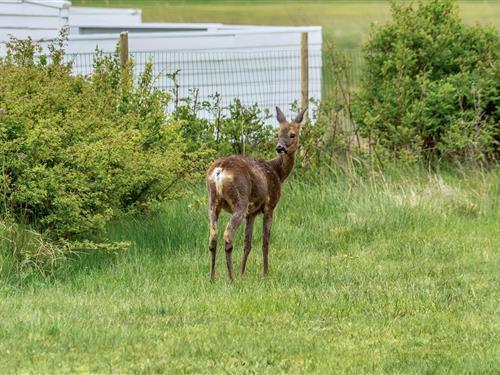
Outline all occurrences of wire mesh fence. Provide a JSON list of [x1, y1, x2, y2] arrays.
[[65, 48, 363, 121], [321, 49, 364, 100]]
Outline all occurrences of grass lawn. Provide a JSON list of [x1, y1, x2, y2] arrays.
[[73, 1, 500, 49], [1, 168, 499, 372], [2, 2, 499, 372]]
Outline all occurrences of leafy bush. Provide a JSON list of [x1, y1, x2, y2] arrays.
[[0, 35, 202, 260], [171, 88, 274, 158], [353, 0, 499, 162]]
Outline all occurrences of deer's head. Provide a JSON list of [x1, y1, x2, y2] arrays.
[[275, 106, 307, 154]]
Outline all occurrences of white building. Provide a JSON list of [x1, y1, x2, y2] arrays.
[[0, 0, 322, 119]]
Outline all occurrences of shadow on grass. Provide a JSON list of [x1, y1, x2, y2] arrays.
[[0, 196, 209, 290]]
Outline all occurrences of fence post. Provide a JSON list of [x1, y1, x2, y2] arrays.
[[120, 32, 129, 69], [301, 32, 309, 117]]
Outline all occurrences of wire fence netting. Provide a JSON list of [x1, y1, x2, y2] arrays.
[[65, 48, 363, 121]]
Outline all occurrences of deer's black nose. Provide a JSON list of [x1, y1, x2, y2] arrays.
[[276, 144, 287, 154]]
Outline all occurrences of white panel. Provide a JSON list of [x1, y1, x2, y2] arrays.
[[63, 33, 239, 53], [0, 14, 60, 28], [0, 2, 62, 15], [69, 14, 143, 27], [0, 0, 71, 43], [69, 6, 141, 15], [69, 6, 142, 26], [27, 0, 69, 8], [234, 32, 300, 49], [63, 25, 323, 115], [62, 27, 322, 54], [0, 28, 59, 42]]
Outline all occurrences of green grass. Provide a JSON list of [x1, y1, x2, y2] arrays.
[[73, 1, 500, 49], [3, 3, 500, 372], [1, 167, 499, 373]]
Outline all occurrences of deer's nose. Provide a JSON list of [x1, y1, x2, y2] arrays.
[[276, 144, 287, 154]]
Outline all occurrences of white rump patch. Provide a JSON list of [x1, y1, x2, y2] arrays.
[[212, 167, 224, 196]]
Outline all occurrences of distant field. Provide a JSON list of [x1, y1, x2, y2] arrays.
[[73, 1, 500, 49]]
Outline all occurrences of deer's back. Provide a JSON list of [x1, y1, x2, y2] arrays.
[[206, 155, 281, 214]]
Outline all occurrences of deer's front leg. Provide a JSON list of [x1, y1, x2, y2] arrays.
[[262, 211, 273, 276], [224, 206, 246, 282], [240, 213, 257, 276]]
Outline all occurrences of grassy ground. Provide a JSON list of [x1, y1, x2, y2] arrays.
[[2, 2, 499, 372], [73, 1, 500, 49], [1, 167, 499, 373]]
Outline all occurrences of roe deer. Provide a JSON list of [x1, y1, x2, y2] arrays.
[[206, 106, 307, 282]]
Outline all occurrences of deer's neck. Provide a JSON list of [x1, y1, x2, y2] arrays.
[[268, 151, 296, 182]]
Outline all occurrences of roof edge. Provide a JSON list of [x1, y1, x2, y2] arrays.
[[25, 0, 70, 9]]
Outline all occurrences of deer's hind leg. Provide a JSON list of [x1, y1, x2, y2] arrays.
[[224, 202, 247, 283], [208, 195, 221, 281], [240, 213, 257, 276]]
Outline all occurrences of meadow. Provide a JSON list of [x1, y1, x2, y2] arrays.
[[1, 1, 499, 373], [1, 167, 499, 372]]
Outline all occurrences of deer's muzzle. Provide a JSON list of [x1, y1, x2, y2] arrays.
[[276, 144, 287, 154]]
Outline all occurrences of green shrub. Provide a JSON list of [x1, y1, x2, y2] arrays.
[[0, 36, 201, 256], [353, 0, 499, 162], [172, 90, 274, 159]]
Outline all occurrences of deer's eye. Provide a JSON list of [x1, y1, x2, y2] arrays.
[[290, 133, 296, 138]]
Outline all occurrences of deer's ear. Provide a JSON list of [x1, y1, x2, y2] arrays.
[[294, 107, 308, 124], [276, 106, 287, 124]]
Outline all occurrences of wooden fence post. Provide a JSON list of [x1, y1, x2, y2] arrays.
[[301, 32, 309, 118], [120, 31, 129, 69]]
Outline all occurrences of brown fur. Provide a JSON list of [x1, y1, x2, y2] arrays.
[[206, 106, 307, 282]]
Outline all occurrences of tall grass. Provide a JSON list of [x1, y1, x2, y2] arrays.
[[1, 167, 498, 373]]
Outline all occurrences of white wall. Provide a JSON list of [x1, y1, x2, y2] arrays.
[[69, 6, 142, 28], [63, 26, 321, 54], [0, 0, 69, 43], [66, 27, 322, 120]]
